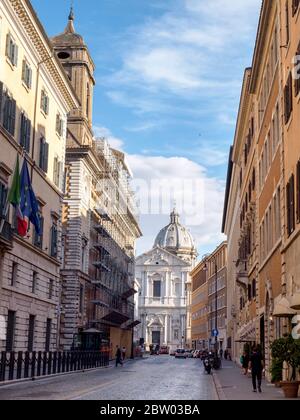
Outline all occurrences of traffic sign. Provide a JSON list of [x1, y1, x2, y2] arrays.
[[212, 329, 219, 338]]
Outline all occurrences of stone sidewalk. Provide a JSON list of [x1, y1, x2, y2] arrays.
[[212, 360, 297, 400]]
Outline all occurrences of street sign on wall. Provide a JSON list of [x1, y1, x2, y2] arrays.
[[212, 329, 219, 338]]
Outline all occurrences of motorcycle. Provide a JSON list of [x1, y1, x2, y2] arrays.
[[203, 357, 212, 374]]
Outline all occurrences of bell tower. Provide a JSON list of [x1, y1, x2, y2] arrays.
[[51, 7, 95, 146]]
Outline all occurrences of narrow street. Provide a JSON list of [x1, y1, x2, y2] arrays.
[[0, 356, 217, 401]]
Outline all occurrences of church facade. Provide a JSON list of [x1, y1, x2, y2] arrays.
[[136, 210, 197, 352]]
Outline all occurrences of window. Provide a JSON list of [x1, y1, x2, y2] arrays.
[[284, 72, 293, 124], [0, 182, 8, 219], [5, 33, 18, 67], [11, 262, 18, 287], [50, 222, 58, 258], [287, 174, 295, 237], [79, 285, 84, 314], [27, 315, 35, 352], [295, 42, 300, 97], [48, 279, 54, 300], [33, 210, 43, 249], [56, 114, 63, 136], [22, 59, 32, 89], [39, 137, 49, 172], [286, 1, 290, 46], [292, 0, 300, 16], [2, 91, 16, 136], [45, 318, 51, 352], [40, 90, 49, 115], [19, 112, 31, 153], [53, 156, 63, 188], [174, 330, 179, 340], [153, 281, 161, 298], [32, 271, 38, 294], [252, 279, 257, 299], [6, 310, 16, 352], [297, 161, 300, 223]]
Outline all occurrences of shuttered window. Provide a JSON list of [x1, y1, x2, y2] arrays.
[[40, 90, 49, 115], [20, 112, 31, 153], [5, 33, 18, 67], [2, 93, 16, 137], [39, 137, 49, 172], [33, 213, 44, 249], [6, 311, 16, 352], [22, 59, 32, 89], [297, 161, 300, 223], [50, 224, 58, 258], [287, 174, 296, 236], [284, 72, 293, 124]]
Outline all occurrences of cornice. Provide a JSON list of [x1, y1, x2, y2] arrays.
[[8, 0, 79, 111]]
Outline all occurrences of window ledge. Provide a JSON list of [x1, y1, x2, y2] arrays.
[[6, 58, 15, 71], [22, 82, 30, 93]]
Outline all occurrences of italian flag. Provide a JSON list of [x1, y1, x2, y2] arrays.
[[7, 156, 28, 237]]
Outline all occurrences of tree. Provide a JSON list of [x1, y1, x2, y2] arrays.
[[271, 335, 300, 382]]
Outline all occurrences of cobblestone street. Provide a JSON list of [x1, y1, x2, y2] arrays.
[[0, 356, 217, 401]]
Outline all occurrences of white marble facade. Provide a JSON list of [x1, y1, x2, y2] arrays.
[[136, 211, 197, 352]]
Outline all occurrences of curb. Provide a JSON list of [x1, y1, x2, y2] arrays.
[[212, 371, 227, 401]]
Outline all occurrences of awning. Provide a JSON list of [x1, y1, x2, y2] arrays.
[[101, 310, 130, 326], [122, 288, 137, 300], [290, 293, 300, 311], [273, 297, 297, 317], [126, 320, 141, 329]]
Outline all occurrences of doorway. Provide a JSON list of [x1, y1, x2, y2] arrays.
[[152, 331, 161, 346]]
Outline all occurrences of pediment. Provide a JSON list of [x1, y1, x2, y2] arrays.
[[136, 246, 190, 267]]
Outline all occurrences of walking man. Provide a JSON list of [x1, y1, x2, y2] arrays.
[[115, 345, 123, 367], [122, 346, 126, 361], [249, 346, 264, 393]]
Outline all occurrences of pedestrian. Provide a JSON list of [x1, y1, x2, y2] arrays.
[[115, 345, 123, 367], [220, 349, 223, 359], [249, 346, 264, 393], [241, 352, 249, 375], [224, 349, 228, 360], [122, 346, 126, 361]]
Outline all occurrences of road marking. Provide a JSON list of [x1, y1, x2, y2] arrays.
[[64, 379, 118, 400]]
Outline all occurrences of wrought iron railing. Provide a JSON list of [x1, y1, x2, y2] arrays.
[[0, 350, 109, 383]]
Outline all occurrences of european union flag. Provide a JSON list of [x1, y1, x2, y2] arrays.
[[20, 160, 41, 235]]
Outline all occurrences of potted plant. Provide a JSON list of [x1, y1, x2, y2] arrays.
[[270, 358, 282, 387], [271, 335, 300, 398]]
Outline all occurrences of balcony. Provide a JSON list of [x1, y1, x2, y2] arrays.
[[236, 259, 248, 290], [0, 221, 13, 250]]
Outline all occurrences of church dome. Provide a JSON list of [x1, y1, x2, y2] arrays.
[[154, 210, 196, 254]]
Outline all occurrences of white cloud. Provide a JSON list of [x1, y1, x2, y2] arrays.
[[93, 125, 124, 150], [105, 0, 261, 102], [127, 154, 226, 256]]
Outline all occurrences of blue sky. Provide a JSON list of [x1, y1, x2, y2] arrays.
[[32, 0, 261, 257]]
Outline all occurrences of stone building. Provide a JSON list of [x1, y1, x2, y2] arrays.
[[206, 243, 227, 353], [51, 10, 142, 354], [0, 0, 78, 352], [190, 259, 209, 351], [136, 210, 197, 352], [223, 0, 300, 375]]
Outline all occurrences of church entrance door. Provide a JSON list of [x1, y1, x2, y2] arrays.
[[152, 331, 161, 346]]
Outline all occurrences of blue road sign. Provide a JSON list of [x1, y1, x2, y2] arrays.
[[212, 329, 219, 337]]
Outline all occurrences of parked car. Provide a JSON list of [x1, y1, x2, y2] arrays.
[[170, 349, 176, 356], [159, 346, 169, 355], [185, 350, 194, 358], [175, 349, 187, 359]]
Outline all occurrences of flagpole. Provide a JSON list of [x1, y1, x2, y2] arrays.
[[0, 151, 25, 235]]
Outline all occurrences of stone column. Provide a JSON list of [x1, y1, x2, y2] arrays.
[[164, 315, 168, 344]]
